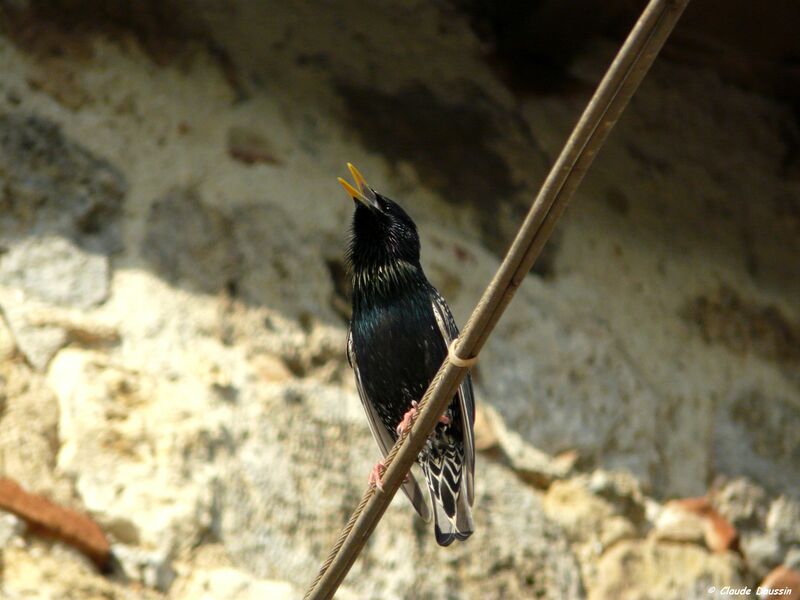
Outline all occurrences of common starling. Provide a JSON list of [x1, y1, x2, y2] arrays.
[[338, 163, 475, 546]]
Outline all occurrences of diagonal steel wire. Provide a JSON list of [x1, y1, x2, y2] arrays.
[[305, 1, 690, 597]]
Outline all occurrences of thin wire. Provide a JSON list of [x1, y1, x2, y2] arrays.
[[305, 1, 690, 597]]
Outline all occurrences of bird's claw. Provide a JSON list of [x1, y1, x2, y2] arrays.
[[396, 401, 419, 435], [396, 401, 450, 435], [369, 459, 410, 492], [368, 460, 386, 491]]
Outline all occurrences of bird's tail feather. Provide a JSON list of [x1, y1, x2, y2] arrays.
[[401, 466, 432, 523], [432, 486, 473, 546], [423, 450, 473, 546]]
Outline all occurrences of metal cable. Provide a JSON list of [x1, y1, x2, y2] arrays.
[[305, 1, 690, 597]]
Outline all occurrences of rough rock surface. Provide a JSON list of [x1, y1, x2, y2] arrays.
[[0, 110, 124, 370], [0, 1, 798, 598], [591, 538, 743, 600], [172, 568, 300, 600]]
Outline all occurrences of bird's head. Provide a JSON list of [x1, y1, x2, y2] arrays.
[[339, 163, 421, 273]]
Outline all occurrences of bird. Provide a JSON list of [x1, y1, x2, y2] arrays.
[[338, 163, 475, 546]]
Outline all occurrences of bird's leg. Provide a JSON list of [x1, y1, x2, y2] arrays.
[[395, 401, 419, 436], [368, 459, 409, 492], [368, 459, 387, 491], [396, 400, 450, 436]]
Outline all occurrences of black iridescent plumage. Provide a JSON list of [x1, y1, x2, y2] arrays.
[[339, 164, 475, 546]]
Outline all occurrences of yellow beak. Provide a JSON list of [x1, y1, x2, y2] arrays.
[[338, 163, 377, 208]]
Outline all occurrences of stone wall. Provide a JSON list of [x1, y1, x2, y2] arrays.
[[0, 1, 798, 598]]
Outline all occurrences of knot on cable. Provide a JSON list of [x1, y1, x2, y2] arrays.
[[448, 339, 479, 368]]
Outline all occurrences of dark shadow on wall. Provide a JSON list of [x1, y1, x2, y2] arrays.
[[0, 0, 799, 501]]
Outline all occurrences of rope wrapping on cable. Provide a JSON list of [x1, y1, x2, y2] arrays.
[[448, 338, 479, 369], [304, 1, 690, 597]]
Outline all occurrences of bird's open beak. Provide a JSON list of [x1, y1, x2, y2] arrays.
[[338, 163, 379, 209]]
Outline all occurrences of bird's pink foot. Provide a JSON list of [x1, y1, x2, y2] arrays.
[[396, 401, 420, 435], [368, 459, 409, 492], [368, 459, 387, 491], [396, 401, 451, 436]]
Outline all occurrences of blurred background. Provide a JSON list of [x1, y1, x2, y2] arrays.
[[0, 1, 799, 598]]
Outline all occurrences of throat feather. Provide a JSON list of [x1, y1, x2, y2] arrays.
[[353, 259, 423, 300]]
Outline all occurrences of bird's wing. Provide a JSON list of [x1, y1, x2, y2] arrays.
[[347, 329, 432, 522], [430, 290, 476, 505]]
